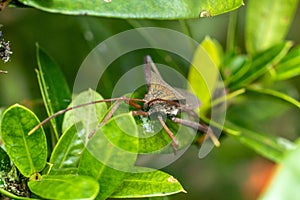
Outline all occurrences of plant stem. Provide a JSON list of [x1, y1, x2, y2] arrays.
[[226, 11, 238, 52]]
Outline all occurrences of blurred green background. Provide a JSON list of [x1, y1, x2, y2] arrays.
[[0, 4, 300, 200]]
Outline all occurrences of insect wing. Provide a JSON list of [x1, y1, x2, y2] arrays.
[[175, 88, 201, 110], [146, 72, 185, 101], [144, 55, 185, 102]]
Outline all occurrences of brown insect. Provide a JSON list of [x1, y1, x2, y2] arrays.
[[0, 0, 12, 11], [29, 55, 219, 154]]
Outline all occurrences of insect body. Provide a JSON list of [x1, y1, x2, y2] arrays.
[[143, 62, 184, 119], [139, 55, 196, 152]]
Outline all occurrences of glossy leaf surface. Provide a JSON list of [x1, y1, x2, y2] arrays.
[[246, 0, 298, 54], [36, 44, 71, 138], [28, 175, 99, 200], [188, 37, 221, 114], [0, 104, 47, 177], [229, 42, 292, 89], [111, 168, 186, 198], [78, 113, 138, 200], [49, 123, 85, 171], [62, 89, 107, 133], [274, 45, 300, 81], [18, 0, 244, 19]]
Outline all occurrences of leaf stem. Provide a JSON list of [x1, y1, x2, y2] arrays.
[[226, 11, 238, 52], [210, 88, 246, 108]]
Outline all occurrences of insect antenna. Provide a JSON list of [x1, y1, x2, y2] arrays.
[[88, 99, 123, 138], [144, 55, 163, 79], [28, 97, 145, 135]]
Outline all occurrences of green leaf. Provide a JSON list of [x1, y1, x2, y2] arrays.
[[259, 142, 300, 200], [49, 123, 85, 171], [78, 113, 138, 200], [111, 168, 186, 198], [36, 44, 71, 139], [229, 42, 292, 89], [28, 175, 99, 200], [62, 89, 107, 134], [78, 150, 127, 200], [18, 0, 244, 19], [138, 116, 196, 154], [0, 147, 11, 172], [188, 37, 221, 114], [246, 87, 300, 109], [229, 124, 296, 162], [274, 45, 300, 80], [137, 122, 174, 154], [0, 104, 47, 177], [222, 54, 250, 85], [245, 0, 298, 54], [201, 36, 224, 67]]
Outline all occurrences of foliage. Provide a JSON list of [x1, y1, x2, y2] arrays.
[[0, 0, 300, 199], [15, 0, 244, 19]]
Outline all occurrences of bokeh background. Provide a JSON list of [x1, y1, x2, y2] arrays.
[[0, 3, 300, 200]]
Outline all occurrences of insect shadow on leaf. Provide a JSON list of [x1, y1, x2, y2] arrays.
[[29, 55, 220, 154]]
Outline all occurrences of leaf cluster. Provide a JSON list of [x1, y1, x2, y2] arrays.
[[1, 0, 300, 199]]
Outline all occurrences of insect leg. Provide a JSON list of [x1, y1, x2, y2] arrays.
[[171, 117, 220, 147], [28, 97, 145, 135], [144, 55, 162, 79], [88, 97, 148, 138], [131, 110, 148, 117], [128, 99, 142, 109], [157, 115, 179, 154]]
